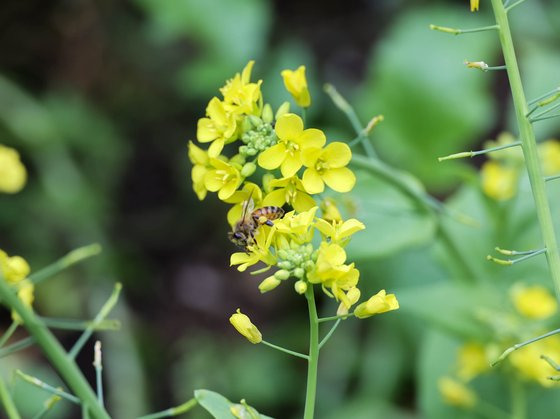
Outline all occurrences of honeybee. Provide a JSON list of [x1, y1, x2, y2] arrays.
[[229, 197, 284, 250]]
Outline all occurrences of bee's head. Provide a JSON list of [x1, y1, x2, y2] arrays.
[[228, 231, 247, 248]]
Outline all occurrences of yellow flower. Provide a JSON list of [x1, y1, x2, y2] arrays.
[[220, 61, 262, 116], [12, 279, 34, 324], [257, 113, 326, 177], [0, 144, 27, 194], [481, 160, 519, 201], [539, 140, 560, 176], [511, 284, 557, 320], [262, 175, 316, 212], [354, 289, 399, 319], [509, 335, 560, 387], [337, 286, 361, 315], [197, 98, 238, 157], [230, 226, 276, 272], [301, 142, 356, 193], [456, 343, 490, 382], [188, 141, 211, 200], [204, 158, 243, 200], [281, 65, 311, 108], [438, 377, 477, 408], [315, 217, 365, 246], [470, 0, 479, 12], [229, 309, 262, 344], [224, 183, 264, 226], [0, 250, 30, 284], [320, 198, 343, 222], [273, 206, 318, 244]]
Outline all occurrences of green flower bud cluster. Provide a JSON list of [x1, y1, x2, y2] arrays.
[[275, 242, 318, 281], [239, 114, 278, 158]]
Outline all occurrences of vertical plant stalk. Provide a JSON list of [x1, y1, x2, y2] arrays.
[[303, 286, 319, 419], [490, 0, 560, 300], [0, 374, 21, 419], [0, 277, 110, 419]]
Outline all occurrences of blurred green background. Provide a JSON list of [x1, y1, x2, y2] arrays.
[[1, 0, 560, 418]]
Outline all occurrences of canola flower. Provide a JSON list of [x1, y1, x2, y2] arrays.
[[0, 144, 27, 194], [0, 249, 34, 324], [187, 61, 399, 340]]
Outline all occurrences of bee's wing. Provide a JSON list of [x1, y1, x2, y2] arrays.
[[241, 197, 255, 223]]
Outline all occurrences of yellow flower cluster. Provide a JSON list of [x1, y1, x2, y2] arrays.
[[0, 144, 27, 194], [188, 62, 399, 340], [0, 249, 34, 323], [481, 133, 560, 201]]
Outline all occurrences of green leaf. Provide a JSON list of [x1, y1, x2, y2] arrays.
[[344, 169, 436, 259], [194, 389, 274, 419]]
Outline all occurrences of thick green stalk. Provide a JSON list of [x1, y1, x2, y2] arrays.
[[0, 374, 21, 419], [0, 277, 110, 419], [490, 0, 560, 299], [303, 286, 319, 419]]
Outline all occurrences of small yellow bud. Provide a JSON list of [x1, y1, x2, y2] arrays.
[[281, 66, 311, 108], [12, 279, 35, 324], [241, 162, 256, 177], [229, 309, 262, 344], [262, 104, 273, 124], [0, 145, 27, 194], [464, 60, 488, 71], [438, 377, 477, 408], [294, 280, 307, 295], [275, 101, 291, 120], [0, 250, 30, 284], [258, 276, 281, 293], [354, 289, 399, 319]]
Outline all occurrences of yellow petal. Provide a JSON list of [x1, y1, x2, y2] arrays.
[[301, 147, 321, 167], [322, 142, 352, 167], [280, 154, 303, 177], [302, 168, 324, 194], [196, 118, 216, 142], [206, 97, 227, 125], [241, 60, 255, 84], [204, 171, 223, 192], [315, 218, 335, 238], [218, 178, 241, 200], [298, 128, 326, 149], [208, 138, 225, 158], [292, 192, 316, 212], [322, 167, 356, 192], [258, 143, 286, 170], [275, 113, 303, 140], [263, 189, 287, 207], [188, 141, 208, 165], [339, 219, 366, 238]]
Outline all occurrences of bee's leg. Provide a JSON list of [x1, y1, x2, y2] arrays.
[[264, 220, 274, 227]]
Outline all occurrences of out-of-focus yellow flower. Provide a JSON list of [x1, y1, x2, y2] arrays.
[[315, 217, 365, 246], [481, 161, 519, 201], [262, 175, 316, 212], [12, 279, 35, 324], [301, 142, 356, 193], [457, 342, 490, 381], [354, 289, 399, 318], [220, 61, 262, 116], [0, 144, 27, 194], [281, 66, 311, 108], [229, 309, 262, 344], [511, 284, 557, 320], [204, 158, 243, 201], [320, 198, 343, 222], [224, 183, 264, 226], [539, 140, 560, 176], [188, 141, 211, 200], [0, 250, 30, 284], [257, 113, 325, 177], [438, 377, 477, 408], [509, 335, 560, 387], [470, 0, 480, 12], [197, 98, 238, 157]]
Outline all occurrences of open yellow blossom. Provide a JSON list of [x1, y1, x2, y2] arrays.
[[188, 141, 211, 200], [457, 342, 490, 381], [315, 217, 365, 246], [481, 160, 519, 201], [229, 309, 262, 344], [257, 113, 325, 177], [204, 158, 243, 201], [511, 284, 557, 320], [220, 61, 262, 116], [470, 0, 479, 12], [539, 140, 560, 176], [509, 335, 560, 387], [12, 279, 35, 324], [0, 144, 27, 194], [438, 377, 477, 408], [197, 98, 238, 157], [281, 66, 311, 108], [230, 226, 276, 271], [301, 142, 356, 193], [274, 207, 318, 244], [0, 250, 30, 284], [262, 175, 316, 212], [354, 289, 399, 319], [224, 183, 264, 226]]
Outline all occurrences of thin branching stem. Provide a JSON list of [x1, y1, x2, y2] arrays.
[[0, 321, 18, 348], [137, 398, 198, 419], [319, 319, 341, 349], [261, 340, 309, 360]]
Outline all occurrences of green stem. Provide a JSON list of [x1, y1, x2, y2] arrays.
[[510, 379, 526, 419], [317, 314, 353, 323], [0, 337, 35, 358], [261, 340, 309, 360], [0, 322, 18, 348], [39, 317, 120, 331], [303, 286, 319, 419], [0, 374, 21, 419], [137, 398, 198, 419], [16, 370, 80, 405], [490, 0, 560, 301], [318, 319, 341, 349], [0, 276, 110, 419]]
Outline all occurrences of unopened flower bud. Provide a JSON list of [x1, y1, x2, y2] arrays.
[[293, 267, 304, 279], [274, 269, 291, 280], [229, 154, 246, 166], [258, 276, 281, 293], [229, 309, 262, 344], [262, 104, 273, 124], [275, 101, 290, 120], [294, 280, 307, 295], [241, 162, 257, 177]]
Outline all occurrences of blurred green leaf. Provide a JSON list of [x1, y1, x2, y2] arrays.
[[194, 389, 274, 419]]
